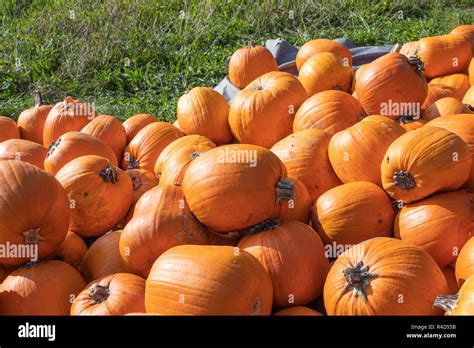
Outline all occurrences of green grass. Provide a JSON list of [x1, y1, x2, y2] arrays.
[[0, 0, 473, 121]]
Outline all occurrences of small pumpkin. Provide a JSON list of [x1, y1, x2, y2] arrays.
[[228, 42, 278, 89], [17, 91, 53, 144], [451, 25, 474, 52], [296, 39, 352, 71], [328, 115, 405, 185], [381, 126, 471, 204], [298, 52, 353, 96], [278, 178, 312, 224], [397, 116, 427, 131], [324, 237, 448, 315], [56, 155, 133, 237], [421, 97, 472, 121], [422, 84, 462, 111], [122, 114, 157, 144], [55, 231, 88, 270], [126, 169, 159, 204], [145, 245, 273, 315], [273, 306, 322, 316], [0, 160, 69, 266], [311, 181, 394, 246], [430, 73, 470, 97], [229, 71, 308, 148], [238, 220, 329, 309], [0, 116, 20, 142], [434, 274, 474, 316], [442, 266, 460, 295], [0, 260, 86, 315], [293, 90, 365, 134], [456, 237, 474, 287], [71, 273, 146, 315], [463, 86, 474, 107], [0, 139, 47, 169]]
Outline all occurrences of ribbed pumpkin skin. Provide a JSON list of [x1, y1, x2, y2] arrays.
[[456, 237, 474, 287], [325, 238, 448, 315], [176, 87, 232, 145], [229, 71, 307, 149], [355, 53, 428, 117], [273, 306, 322, 316], [311, 182, 394, 245], [422, 84, 462, 111], [228, 44, 278, 89], [55, 231, 88, 270], [238, 221, 329, 309], [125, 169, 159, 204], [271, 129, 341, 202], [17, 94, 52, 144], [451, 25, 474, 51], [0, 139, 47, 169], [430, 73, 470, 97], [0, 116, 20, 142], [444, 275, 474, 315], [463, 86, 474, 107], [81, 114, 126, 162], [121, 122, 184, 173], [394, 190, 473, 268], [122, 114, 157, 144], [120, 185, 209, 278], [145, 245, 273, 315], [56, 155, 133, 237], [0, 260, 86, 315], [328, 116, 405, 185], [43, 97, 96, 147], [44, 131, 118, 176], [381, 126, 471, 204], [81, 231, 126, 282], [293, 90, 365, 135], [296, 39, 352, 71], [0, 160, 69, 266], [351, 64, 367, 92], [279, 178, 311, 223], [71, 273, 146, 316], [421, 97, 472, 121], [418, 34, 471, 79], [298, 52, 353, 96], [183, 144, 289, 232], [426, 114, 474, 190], [442, 266, 460, 294]]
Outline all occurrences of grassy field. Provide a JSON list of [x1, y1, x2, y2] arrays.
[[0, 0, 473, 121]]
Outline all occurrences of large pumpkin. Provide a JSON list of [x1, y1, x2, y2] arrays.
[[296, 39, 352, 70], [228, 71, 307, 148], [278, 177, 311, 224], [0, 160, 69, 266], [381, 126, 471, 204], [43, 97, 96, 147], [182, 144, 293, 232], [176, 87, 232, 145], [311, 181, 394, 246], [456, 237, 474, 287], [422, 83, 462, 112], [55, 231, 88, 270], [120, 184, 209, 278], [238, 220, 329, 309], [228, 42, 278, 89], [298, 52, 353, 96], [121, 122, 184, 173], [122, 113, 157, 144], [56, 155, 133, 237], [271, 128, 341, 202], [328, 115, 405, 185], [125, 169, 159, 204], [145, 245, 273, 315], [324, 237, 448, 315], [463, 86, 474, 107], [17, 91, 53, 144], [355, 53, 428, 117], [430, 73, 470, 97], [44, 131, 117, 175], [0, 139, 47, 169], [0, 260, 86, 315], [421, 97, 472, 121], [71, 273, 146, 315], [434, 274, 474, 316], [0, 116, 20, 142], [292, 90, 365, 134], [451, 25, 474, 52], [394, 190, 472, 268]]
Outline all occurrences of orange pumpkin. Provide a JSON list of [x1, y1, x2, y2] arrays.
[[434, 274, 474, 316], [421, 97, 472, 121], [296, 39, 352, 71], [17, 91, 53, 144], [229, 71, 307, 148], [355, 53, 428, 117], [273, 306, 322, 316], [456, 237, 474, 287], [125, 169, 159, 204], [442, 266, 460, 294], [122, 113, 157, 144], [430, 73, 470, 97], [451, 25, 474, 52], [55, 231, 88, 270], [145, 245, 273, 315], [463, 86, 474, 106], [381, 126, 471, 204], [278, 178, 311, 224], [298, 52, 353, 96], [228, 42, 278, 89], [238, 220, 329, 309], [351, 64, 367, 92], [397, 117, 427, 131], [470, 58, 474, 85], [422, 83, 462, 111], [0, 160, 69, 266], [0, 116, 20, 142], [271, 129, 341, 202], [293, 90, 365, 134], [71, 273, 146, 315], [0, 139, 47, 169], [324, 237, 448, 315], [328, 115, 405, 185], [177, 87, 233, 145], [56, 155, 133, 237]]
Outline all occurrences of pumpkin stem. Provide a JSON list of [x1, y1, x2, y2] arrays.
[[433, 294, 459, 315], [407, 56, 425, 75], [465, 104, 474, 112], [33, 90, 44, 108], [131, 176, 142, 191], [189, 151, 201, 160], [343, 261, 377, 303], [22, 227, 45, 244], [100, 164, 118, 184], [251, 84, 265, 92], [397, 115, 420, 124], [393, 170, 416, 190], [248, 41, 256, 48], [89, 284, 110, 304], [276, 177, 294, 203], [245, 219, 280, 235], [127, 156, 140, 170], [46, 138, 61, 157]]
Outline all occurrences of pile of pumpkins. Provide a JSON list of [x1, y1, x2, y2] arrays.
[[0, 24, 473, 316]]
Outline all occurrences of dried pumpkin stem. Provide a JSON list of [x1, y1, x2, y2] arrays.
[[407, 56, 424, 75], [343, 261, 377, 303], [100, 164, 118, 184], [245, 219, 280, 235], [433, 294, 459, 315], [33, 90, 44, 108], [465, 104, 474, 112], [22, 227, 45, 244], [276, 177, 294, 203], [393, 170, 416, 190], [90, 284, 110, 304], [248, 41, 256, 48], [46, 138, 61, 157], [127, 156, 140, 170]]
